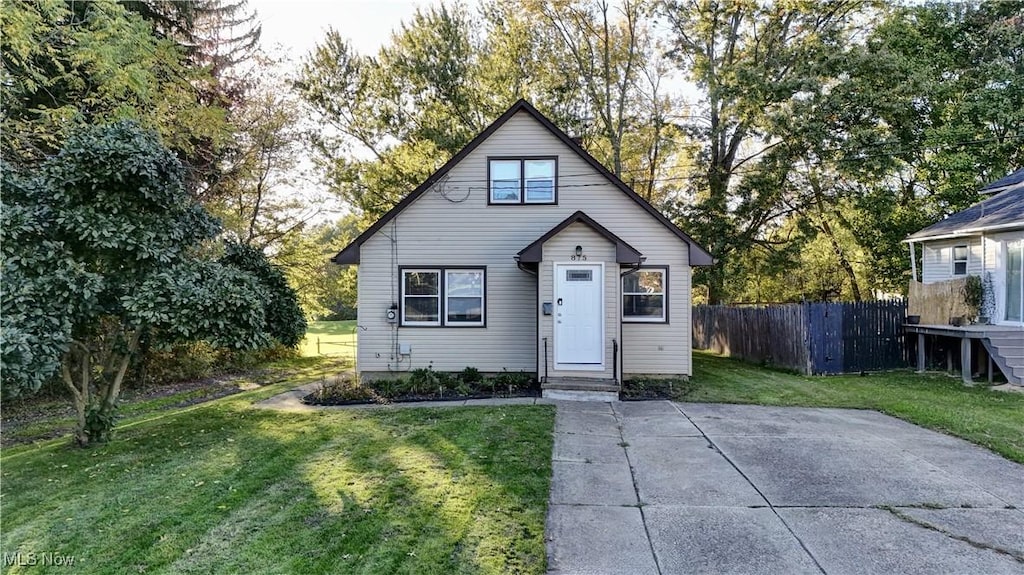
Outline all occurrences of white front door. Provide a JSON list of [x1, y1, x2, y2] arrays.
[[555, 264, 603, 366]]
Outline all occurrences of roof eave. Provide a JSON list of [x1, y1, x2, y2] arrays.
[[331, 244, 360, 265], [329, 99, 715, 267], [517, 210, 645, 265], [905, 221, 1024, 242], [688, 248, 715, 266]]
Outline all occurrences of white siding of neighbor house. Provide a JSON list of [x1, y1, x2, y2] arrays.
[[355, 110, 692, 378], [921, 237, 983, 284], [982, 230, 1024, 325], [537, 223, 617, 380], [918, 230, 1024, 325]]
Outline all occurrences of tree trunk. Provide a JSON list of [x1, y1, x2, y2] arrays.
[[103, 330, 140, 412], [61, 330, 140, 446], [810, 175, 862, 301], [61, 349, 89, 446]]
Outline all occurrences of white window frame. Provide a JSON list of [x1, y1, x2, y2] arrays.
[[523, 159, 556, 203], [622, 267, 667, 323], [488, 160, 522, 204], [488, 157, 557, 204], [952, 244, 968, 276], [401, 269, 441, 326], [400, 267, 486, 327], [444, 269, 485, 327]]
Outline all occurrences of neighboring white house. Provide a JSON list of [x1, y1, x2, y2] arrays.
[[332, 100, 713, 394], [906, 168, 1024, 326]]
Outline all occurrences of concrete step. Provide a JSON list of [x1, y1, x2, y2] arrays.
[[541, 378, 618, 392], [542, 388, 619, 402]]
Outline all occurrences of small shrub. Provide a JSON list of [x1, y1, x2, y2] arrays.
[[374, 377, 401, 399], [308, 374, 374, 403], [408, 367, 440, 395], [460, 366, 483, 384], [621, 377, 694, 400], [492, 369, 533, 395], [963, 274, 983, 317], [453, 379, 472, 396]]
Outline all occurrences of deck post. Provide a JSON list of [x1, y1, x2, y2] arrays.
[[961, 337, 972, 384], [909, 242, 917, 282], [916, 333, 926, 373]]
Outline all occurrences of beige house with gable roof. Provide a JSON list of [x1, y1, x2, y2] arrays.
[[332, 100, 713, 397]]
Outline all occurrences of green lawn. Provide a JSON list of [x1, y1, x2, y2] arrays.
[[300, 320, 357, 359], [1, 357, 555, 575], [686, 351, 1024, 464], [5, 346, 1022, 575]]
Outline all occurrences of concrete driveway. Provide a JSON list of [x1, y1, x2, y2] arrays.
[[545, 401, 1024, 575]]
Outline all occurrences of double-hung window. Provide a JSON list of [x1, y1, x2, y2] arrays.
[[622, 268, 667, 322], [952, 245, 968, 276], [489, 158, 556, 204], [401, 268, 485, 326]]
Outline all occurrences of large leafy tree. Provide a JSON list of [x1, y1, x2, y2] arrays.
[[208, 53, 329, 251], [220, 242, 307, 347], [739, 0, 1024, 299], [0, 0, 229, 173], [659, 0, 866, 303], [274, 216, 362, 321], [296, 4, 494, 220], [298, 0, 684, 226], [834, 1, 1024, 292], [123, 0, 264, 198], [0, 122, 291, 446]]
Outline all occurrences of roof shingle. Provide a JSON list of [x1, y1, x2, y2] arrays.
[[907, 185, 1024, 240]]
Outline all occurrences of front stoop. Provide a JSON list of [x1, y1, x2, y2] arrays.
[[542, 378, 619, 402]]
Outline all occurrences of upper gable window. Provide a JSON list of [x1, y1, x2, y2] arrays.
[[488, 157, 556, 204]]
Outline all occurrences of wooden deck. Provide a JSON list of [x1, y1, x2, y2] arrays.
[[904, 323, 1024, 384], [903, 324, 1022, 338]]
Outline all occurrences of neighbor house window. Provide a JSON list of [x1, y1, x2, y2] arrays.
[[623, 268, 667, 322], [488, 158, 556, 204], [401, 268, 485, 326], [952, 245, 968, 276]]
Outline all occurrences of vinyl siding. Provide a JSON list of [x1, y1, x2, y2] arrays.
[[355, 110, 692, 378], [921, 238, 983, 284], [982, 231, 1024, 325]]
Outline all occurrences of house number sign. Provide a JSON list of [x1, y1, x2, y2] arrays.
[[570, 253, 587, 261]]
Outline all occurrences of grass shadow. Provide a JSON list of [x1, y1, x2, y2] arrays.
[[1, 378, 554, 574]]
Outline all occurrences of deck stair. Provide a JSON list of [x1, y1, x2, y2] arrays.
[[981, 330, 1024, 385], [541, 377, 619, 401]]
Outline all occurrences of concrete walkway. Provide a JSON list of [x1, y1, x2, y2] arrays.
[[546, 400, 1024, 575]]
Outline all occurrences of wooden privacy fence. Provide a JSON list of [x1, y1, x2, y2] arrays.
[[692, 301, 911, 375]]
